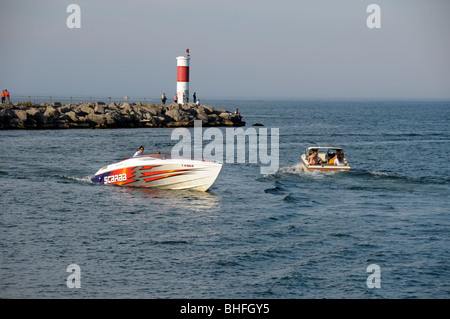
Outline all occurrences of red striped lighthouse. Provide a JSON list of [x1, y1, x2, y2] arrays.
[[176, 49, 190, 104]]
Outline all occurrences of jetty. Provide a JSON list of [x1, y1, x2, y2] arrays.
[[0, 101, 245, 129]]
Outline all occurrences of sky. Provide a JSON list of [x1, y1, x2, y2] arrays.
[[0, 0, 449, 100]]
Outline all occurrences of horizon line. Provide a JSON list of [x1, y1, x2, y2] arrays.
[[5, 94, 450, 102]]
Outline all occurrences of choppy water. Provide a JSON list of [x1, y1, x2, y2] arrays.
[[0, 99, 449, 298]]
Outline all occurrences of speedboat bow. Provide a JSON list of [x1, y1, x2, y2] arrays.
[[301, 146, 351, 172], [91, 154, 222, 192]]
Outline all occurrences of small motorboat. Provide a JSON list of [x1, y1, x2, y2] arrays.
[[301, 146, 351, 172], [91, 154, 222, 192]]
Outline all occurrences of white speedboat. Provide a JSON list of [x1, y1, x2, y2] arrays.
[[300, 146, 351, 172], [91, 154, 222, 192]]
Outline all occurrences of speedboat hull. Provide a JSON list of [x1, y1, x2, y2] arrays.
[[301, 155, 351, 172], [300, 147, 351, 172], [91, 155, 222, 192]]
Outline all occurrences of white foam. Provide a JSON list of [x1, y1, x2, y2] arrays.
[[58, 175, 93, 183]]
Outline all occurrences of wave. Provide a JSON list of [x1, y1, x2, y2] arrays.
[[282, 193, 296, 202], [264, 185, 287, 195], [350, 170, 449, 185], [349, 170, 403, 181]]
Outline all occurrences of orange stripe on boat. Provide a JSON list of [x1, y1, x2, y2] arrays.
[[140, 168, 191, 178], [141, 165, 161, 170], [144, 172, 187, 183]]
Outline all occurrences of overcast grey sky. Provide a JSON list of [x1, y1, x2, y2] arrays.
[[1, 0, 449, 99]]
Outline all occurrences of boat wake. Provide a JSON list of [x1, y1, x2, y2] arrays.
[[55, 174, 94, 184], [259, 163, 341, 181], [260, 165, 448, 197]]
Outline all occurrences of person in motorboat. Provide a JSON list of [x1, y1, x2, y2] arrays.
[[333, 150, 345, 166], [308, 149, 322, 165], [133, 146, 144, 157]]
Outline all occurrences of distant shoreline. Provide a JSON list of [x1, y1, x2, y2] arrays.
[[0, 101, 245, 130]]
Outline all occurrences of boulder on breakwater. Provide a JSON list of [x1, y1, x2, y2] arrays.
[[0, 101, 245, 129]]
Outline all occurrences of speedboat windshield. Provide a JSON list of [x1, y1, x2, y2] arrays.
[[306, 147, 344, 157]]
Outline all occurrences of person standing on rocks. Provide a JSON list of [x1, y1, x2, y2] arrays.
[[1, 90, 5, 104], [174, 93, 178, 104], [5, 90, 10, 103], [234, 108, 242, 120], [193, 92, 197, 103], [161, 93, 167, 106]]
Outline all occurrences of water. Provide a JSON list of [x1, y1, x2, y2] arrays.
[[0, 99, 449, 299]]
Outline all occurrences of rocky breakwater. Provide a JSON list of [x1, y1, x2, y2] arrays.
[[0, 101, 245, 129]]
